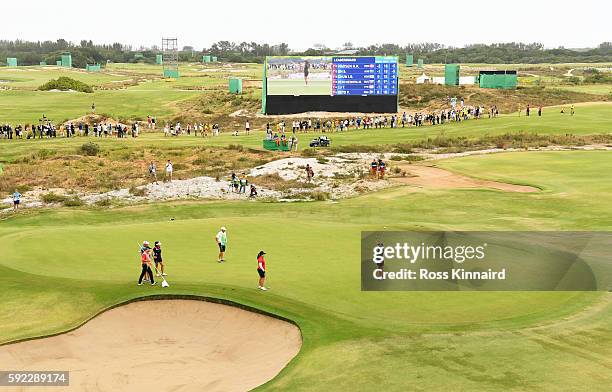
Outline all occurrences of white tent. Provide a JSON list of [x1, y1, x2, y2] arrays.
[[459, 76, 476, 85], [416, 73, 431, 84]]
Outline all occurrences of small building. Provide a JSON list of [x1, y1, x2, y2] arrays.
[[202, 55, 212, 63], [86, 64, 101, 72], [156, 54, 163, 65], [61, 53, 72, 68], [6, 58, 17, 67], [163, 69, 180, 78], [39, 61, 47, 66], [478, 70, 517, 89], [444, 64, 460, 86], [212, 56, 218, 62], [229, 78, 243, 94], [406, 53, 414, 67], [417, 58, 424, 68]]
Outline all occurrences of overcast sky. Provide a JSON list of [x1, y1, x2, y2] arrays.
[[3, 1, 610, 50]]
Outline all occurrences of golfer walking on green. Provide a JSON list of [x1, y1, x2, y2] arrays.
[[216, 226, 227, 263]]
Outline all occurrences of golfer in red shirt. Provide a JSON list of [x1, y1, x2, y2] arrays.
[[138, 241, 155, 286], [257, 251, 267, 291]]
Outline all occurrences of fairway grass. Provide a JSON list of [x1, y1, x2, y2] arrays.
[[1, 150, 611, 391]]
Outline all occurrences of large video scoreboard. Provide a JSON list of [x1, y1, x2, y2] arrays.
[[264, 56, 398, 114], [332, 57, 398, 96]]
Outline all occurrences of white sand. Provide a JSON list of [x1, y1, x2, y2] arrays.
[[0, 300, 301, 392]]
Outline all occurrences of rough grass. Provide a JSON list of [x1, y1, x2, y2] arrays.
[[398, 83, 609, 112], [0, 144, 274, 193], [248, 173, 315, 191]]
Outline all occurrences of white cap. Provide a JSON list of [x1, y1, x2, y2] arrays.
[[143, 241, 150, 246], [221, 226, 226, 231]]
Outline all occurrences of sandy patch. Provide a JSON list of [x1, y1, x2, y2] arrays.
[[83, 175, 281, 204], [0, 299, 301, 392], [230, 109, 250, 117], [392, 165, 538, 193]]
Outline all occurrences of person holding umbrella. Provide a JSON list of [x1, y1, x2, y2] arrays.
[[257, 250, 267, 291], [138, 241, 155, 286]]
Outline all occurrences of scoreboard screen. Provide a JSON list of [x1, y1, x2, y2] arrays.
[[332, 57, 398, 96], [266, 56, 398, 96]]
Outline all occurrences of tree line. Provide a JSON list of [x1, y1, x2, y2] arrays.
[[1, 39, 610, 67]]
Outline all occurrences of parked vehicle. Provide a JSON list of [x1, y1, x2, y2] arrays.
[[309, 136, 331, 147]]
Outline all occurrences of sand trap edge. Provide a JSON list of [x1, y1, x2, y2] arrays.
[[0, 294, 304, 351]]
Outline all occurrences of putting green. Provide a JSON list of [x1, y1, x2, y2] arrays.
[[1, 150, 611, 390]]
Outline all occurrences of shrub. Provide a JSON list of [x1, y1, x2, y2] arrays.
[[310, 191, 329, 201], [79, 142, 100, 156], [41, 193, 67, 203], [227, 144, 244, 152], [63, 197, 84, 207], [300, 148, 317, 157], [38, 77, 94, 93], [193, 157, 207, 165], [94, 198, 112, 207], [393, 144, 414, 154], [36, 149, 56, 160], [389, 155, 424, 162], [129, 186, 147, 197]]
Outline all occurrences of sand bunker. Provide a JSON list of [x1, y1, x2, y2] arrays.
[[0, 300, 301, 392], [392, 165, 538, 193]]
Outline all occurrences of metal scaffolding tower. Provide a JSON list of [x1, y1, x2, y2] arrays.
[[161, 37, 179, 78]]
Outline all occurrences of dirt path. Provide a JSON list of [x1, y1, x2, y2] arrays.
[[0, 300, 301, 392], [392, 164, 538, 193]]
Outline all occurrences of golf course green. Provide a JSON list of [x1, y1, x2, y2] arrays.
[[1, 149, 611, 391]]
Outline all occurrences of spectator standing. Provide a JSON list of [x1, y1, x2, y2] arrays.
[[165, 160, 173, 182], [12, 190, 21, 211], [149, 161, 158, 184]]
